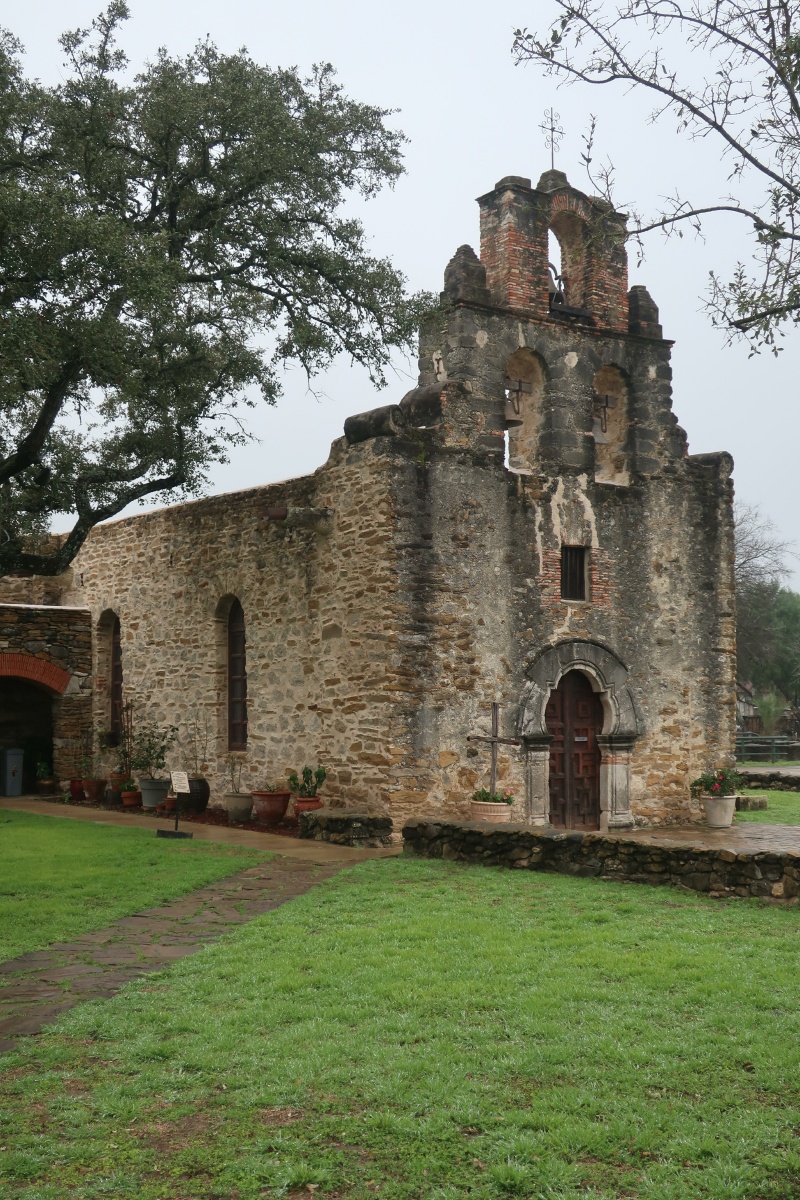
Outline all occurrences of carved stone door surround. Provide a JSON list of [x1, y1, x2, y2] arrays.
[[518, 640, 643, 830]]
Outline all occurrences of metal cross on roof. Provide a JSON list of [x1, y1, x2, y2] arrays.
[[467, 702, 521, 795], [539, 108, 564, 171]]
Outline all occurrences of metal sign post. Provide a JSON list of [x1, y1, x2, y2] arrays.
[[156, 770, 193, 839]]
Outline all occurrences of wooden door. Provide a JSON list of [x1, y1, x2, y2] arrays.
[[545, 671, 603, 830]]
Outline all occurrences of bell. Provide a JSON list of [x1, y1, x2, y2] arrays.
[[504, 394, 524, 427]]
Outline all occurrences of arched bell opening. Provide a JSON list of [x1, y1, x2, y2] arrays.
[[592, 364, 630, 486], [549, 211, 588, 310], [504, 348, 547, 473]]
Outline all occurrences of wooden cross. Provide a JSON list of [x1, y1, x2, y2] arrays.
[[467, 703, 521, 795]]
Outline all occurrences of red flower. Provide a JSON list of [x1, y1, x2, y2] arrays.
[[712, 782, 720, 792]]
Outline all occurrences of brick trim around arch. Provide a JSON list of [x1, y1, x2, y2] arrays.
[[0, 653, 72, 695]]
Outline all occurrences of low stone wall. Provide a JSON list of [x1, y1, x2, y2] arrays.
[[740, 771, 800, 792], [402, 818, 800, 901], [298, 809, 394, 847]]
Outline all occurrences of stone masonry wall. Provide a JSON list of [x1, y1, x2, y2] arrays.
[[57, 438, 416, 816]]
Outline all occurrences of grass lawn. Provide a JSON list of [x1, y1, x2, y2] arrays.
[[736, 788, 800, 824], [0, 811, 272, 962], [3, 858, 800, 1199]]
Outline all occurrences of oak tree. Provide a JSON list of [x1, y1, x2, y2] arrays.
[[0, 3, 430, 575]]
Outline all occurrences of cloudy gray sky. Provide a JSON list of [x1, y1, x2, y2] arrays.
[[13, 0, 800, 582]]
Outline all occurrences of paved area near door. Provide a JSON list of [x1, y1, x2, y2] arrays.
[[0, 857, 354, 1055], [605, 821, 800, 854]]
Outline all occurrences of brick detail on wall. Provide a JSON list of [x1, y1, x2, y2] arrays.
[[538, 547, 614, 612], [0, 652, 71, 695]]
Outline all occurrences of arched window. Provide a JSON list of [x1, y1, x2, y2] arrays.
[[227, 599, 247, 749], [110, 615, 123, 739]]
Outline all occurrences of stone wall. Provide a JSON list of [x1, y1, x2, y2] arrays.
[[56, 441, 413, 813], [403, 818, 800, 901], [298, 808, 394, 847]]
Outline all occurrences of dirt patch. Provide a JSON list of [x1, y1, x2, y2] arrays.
[[260, 1106, 305, 1126]]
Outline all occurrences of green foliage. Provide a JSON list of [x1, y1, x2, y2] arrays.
[[287, 765, 327, 796], [4, 858, 800, 1197], [34, 760, 52, 780], [0, 3, 434, 575], [0, 810, 270, 960], [472, 787, 515, 804], [129, 718, 177, 779], [737, 582, 800, 702], [689, 766, 742, 798]]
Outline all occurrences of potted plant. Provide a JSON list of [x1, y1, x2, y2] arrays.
[[251, 781, 292, 824], [288, 766, 327, 818], [470, 786, 515, 823], [223, 753, 252, 823], [78, 731, 107, 803], [131, 718, 177, 810], [182, 714, 212, 813], [35, 761, 58, 795], [690, 767, 742, 828], [120, 778, 142, 807], [109, 701, 134, 802]]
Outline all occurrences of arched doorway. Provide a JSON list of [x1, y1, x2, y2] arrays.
[[545, 670, 603, 830], [0, 679, 54, 793]]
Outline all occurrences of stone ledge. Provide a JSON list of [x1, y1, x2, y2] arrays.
[[298, 809, 394, 848], [402, 818, 800, 902]]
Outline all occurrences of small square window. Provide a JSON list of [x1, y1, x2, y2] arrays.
[[561, 546, 588, 601]]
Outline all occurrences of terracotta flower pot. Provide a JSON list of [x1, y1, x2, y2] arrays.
[[121, 790, 142, 808], [251, 790, 291, 823], [470, 800, 512, 823], [701, 793, 737, 828], [292, 797, 324, 818], [35, 779, 58, 795], [69, 778, 85, 802], [82, 778, 107, 804]]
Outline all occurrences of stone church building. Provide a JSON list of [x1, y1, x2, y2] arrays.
[[0, 169, 736, 828]]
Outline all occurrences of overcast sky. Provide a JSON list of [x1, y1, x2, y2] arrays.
[[13, 0, 800, 583]]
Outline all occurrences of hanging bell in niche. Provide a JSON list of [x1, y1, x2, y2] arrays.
[[503, 376, 530, 427]]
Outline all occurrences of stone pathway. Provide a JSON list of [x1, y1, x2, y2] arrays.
[[0, 857, 348, 1056]]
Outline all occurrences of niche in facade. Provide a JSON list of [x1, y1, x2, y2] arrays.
[[504, 348, 546, 473], [592, 365, 629, 486]]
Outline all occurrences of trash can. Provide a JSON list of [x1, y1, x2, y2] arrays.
[[2, 748, 24, 797]]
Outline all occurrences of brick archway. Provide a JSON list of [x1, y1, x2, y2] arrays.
[[0, 653, 71, 695]]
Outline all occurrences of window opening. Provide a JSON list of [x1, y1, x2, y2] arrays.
[[227, 599, 248, 749], [561, 546, 588, 601], [110, 616, 123, 739]]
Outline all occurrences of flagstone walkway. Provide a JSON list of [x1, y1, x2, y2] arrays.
[[0, 856, 354, 1056]]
